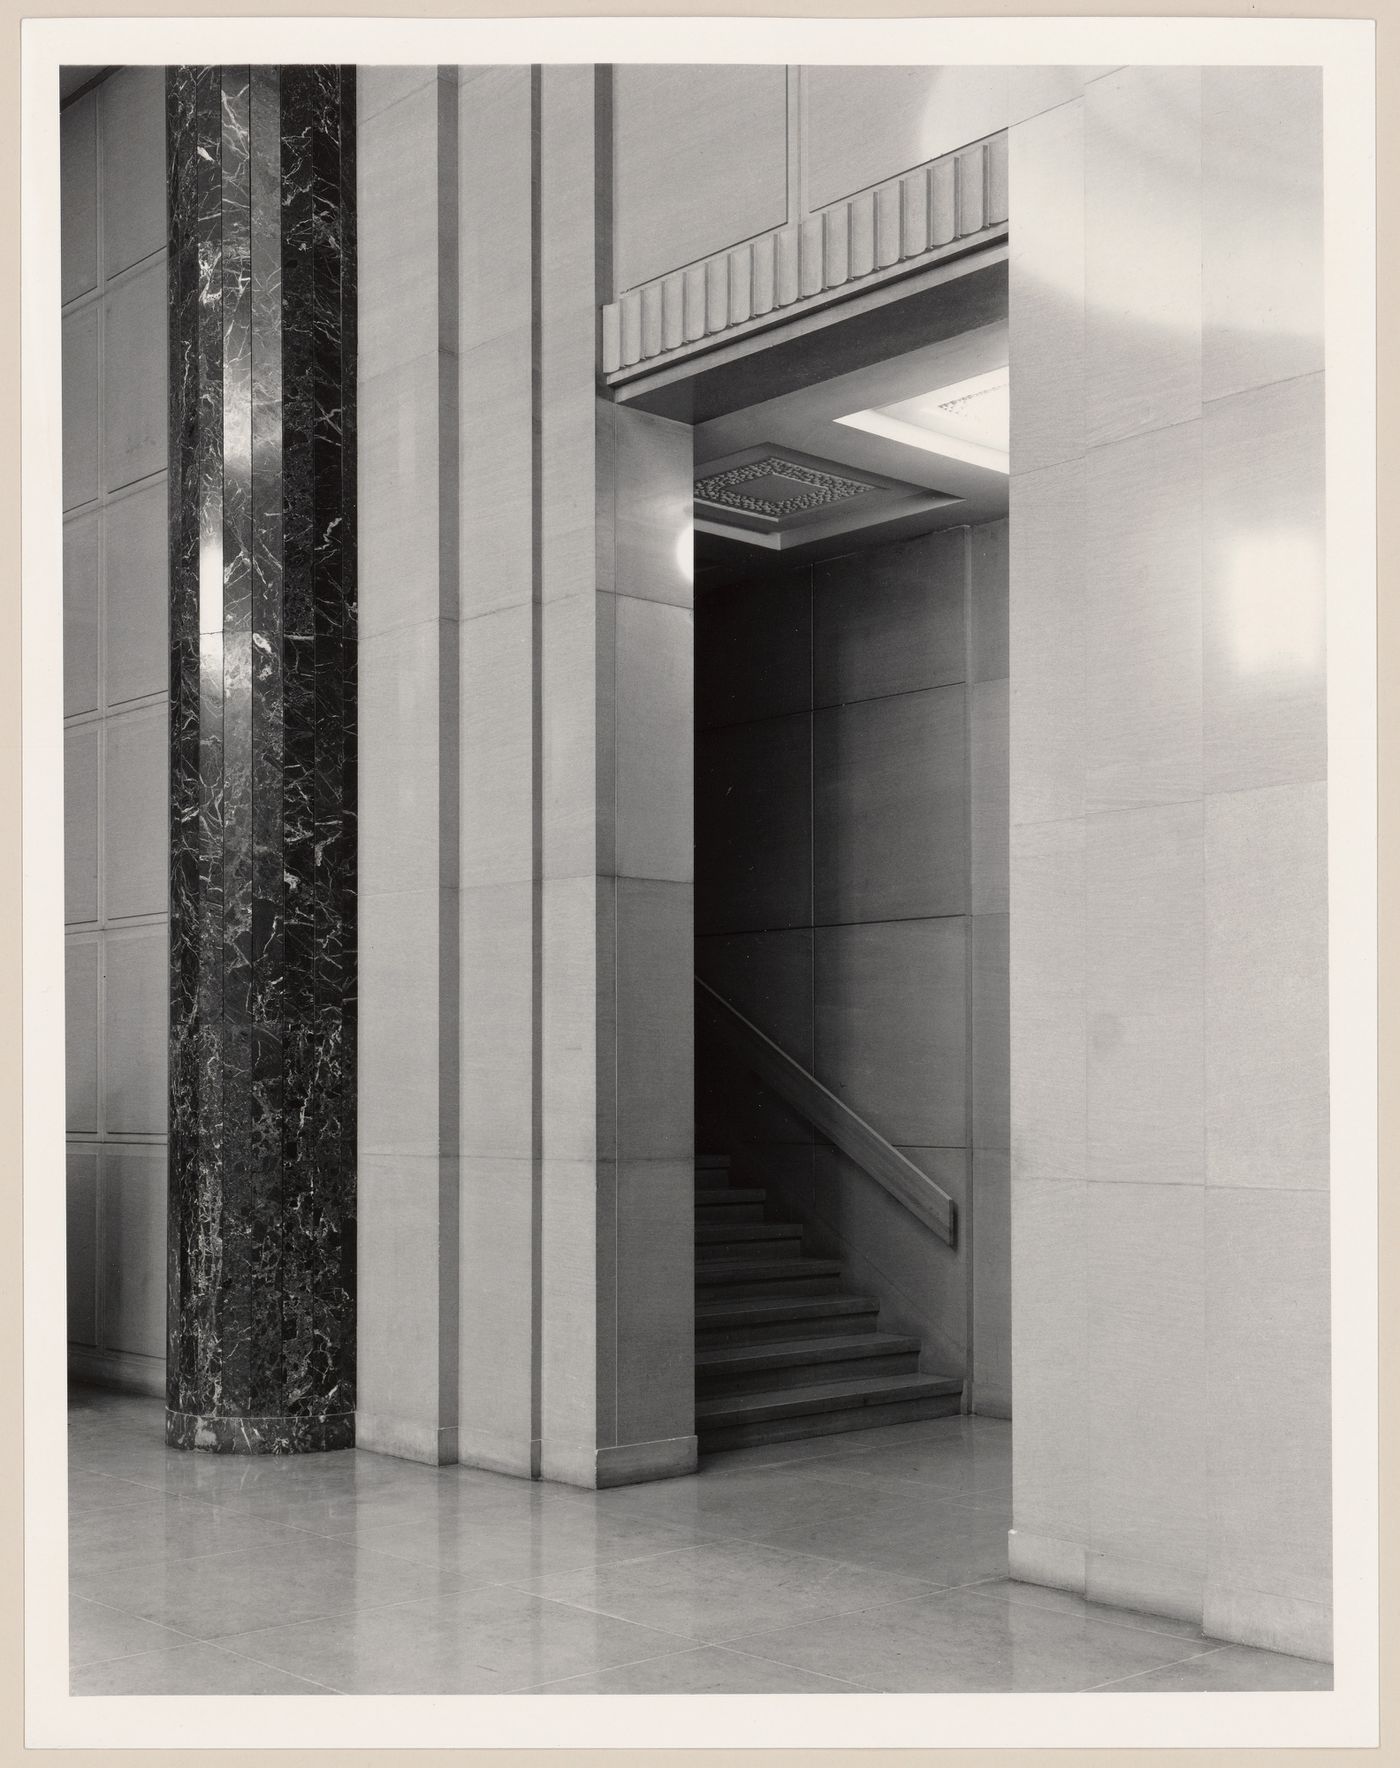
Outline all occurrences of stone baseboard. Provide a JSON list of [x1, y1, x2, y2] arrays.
[[543, 1433, 698, 1490], [1204, 1579, 1333, 1664], [1010, 1532, 1207, 1630], [355, 1412, 459, 1466], [68, 1346, 165, 1400], [1007, 1527, 1086, 1594], [1011, 1534, 1209, 1626], [1087, 1551, 1204, 1626], [1009, 1531, 1334, 1665], [457, 1425, 542, 1481]]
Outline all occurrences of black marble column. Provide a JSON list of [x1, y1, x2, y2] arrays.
[[166, 66, 357, 1453]]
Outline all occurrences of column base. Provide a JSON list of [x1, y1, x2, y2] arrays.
[[541, 1433, 698, 1490], [165, 1408, 356, 1455]]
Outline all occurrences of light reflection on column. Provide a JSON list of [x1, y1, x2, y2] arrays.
[[166, 64, 357, 1454]]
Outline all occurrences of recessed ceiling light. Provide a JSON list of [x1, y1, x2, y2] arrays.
[[835, 366, 1009, 474]]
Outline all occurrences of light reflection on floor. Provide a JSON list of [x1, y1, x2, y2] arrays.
[[67, 1387, 1330, 1696]]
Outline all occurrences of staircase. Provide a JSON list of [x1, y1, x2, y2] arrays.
[[694, 1153, 963, 1452]]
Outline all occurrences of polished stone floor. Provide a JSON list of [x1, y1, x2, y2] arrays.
[[68, 1387, 1331, 1696]]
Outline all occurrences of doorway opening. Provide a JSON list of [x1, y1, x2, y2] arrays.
[[649, 307, 1011, 1454]]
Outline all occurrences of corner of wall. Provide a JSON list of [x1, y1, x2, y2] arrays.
[[1007, 1527, 1086, 1596]]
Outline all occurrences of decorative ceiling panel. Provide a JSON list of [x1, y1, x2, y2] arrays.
[[693, 444, 959, 551], [694, 455, 873, 520]]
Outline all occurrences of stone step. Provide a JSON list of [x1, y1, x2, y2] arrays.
[[696, 1371, 963, 1451], [694, 1256, 843, 1299], [694, 1292, 881, 1345], [696, 1238, 804, 1265], [696, 1219, 798, 1242], [695, 1222, 802, 1257], [695, 1201, 765, 1226], [688, 1151, 950, 1452], [696, 1332, 922, 1395]]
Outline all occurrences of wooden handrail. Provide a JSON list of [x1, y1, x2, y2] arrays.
[[695, 975, 957, 1248]]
